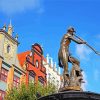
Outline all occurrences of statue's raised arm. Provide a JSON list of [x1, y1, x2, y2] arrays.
[[73, 33, 100, 56]]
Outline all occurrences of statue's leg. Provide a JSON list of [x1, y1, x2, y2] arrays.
[[68, 56, 80, 66], [62, 51, 69, 87], [58, 49, 63, 67]]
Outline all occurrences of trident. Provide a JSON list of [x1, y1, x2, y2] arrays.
[[73, 34, 100, 56]]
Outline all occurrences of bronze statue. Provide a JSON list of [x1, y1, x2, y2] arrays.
[[58, 27, 100, 91], [58, 27, 86, 89]]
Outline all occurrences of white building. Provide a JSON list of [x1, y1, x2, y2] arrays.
[[43, 54, 61, 90]]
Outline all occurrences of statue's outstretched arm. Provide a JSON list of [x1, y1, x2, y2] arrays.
[[68, 36, 84, 44]]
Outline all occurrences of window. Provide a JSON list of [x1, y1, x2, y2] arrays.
[[0, 68, 8, 82], [56, 80, 59, 86], [7, 45, 10, 53], [29, 71, 35, 83], [52, 77, 55, 83], [38, 76, 44, 85], [36, 60, 39, 68], [13, 75, 20, 88], [0, 90, 6, 100]]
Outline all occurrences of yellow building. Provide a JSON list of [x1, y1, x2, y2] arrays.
[[0, 23, 26, 99]]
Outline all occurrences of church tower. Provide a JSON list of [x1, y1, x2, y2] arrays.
[[0, 21, 19, 64]]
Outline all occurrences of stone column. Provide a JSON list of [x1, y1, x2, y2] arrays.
[[0, 56, 3, 71], [7, 66, 14, 90]]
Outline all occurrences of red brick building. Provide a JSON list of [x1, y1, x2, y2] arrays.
[[18, 43, 47, 85]]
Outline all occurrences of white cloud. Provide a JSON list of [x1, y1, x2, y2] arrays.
[[81, 71, 88, 91], [0, 0, 43, 15], [76, 44, 92, 60], [94, 69, 100, 81]]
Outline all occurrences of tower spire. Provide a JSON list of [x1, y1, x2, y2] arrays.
[[8, 19, 13, 36], [9, 19, 12, 27]]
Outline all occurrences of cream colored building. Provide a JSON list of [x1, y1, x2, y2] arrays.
[[43, 54, 61, 90], [0, 23, 26, 99]]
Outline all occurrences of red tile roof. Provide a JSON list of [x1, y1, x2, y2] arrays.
[[18, 51, 31, 67]]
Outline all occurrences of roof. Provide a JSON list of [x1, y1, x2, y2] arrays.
[[18, 51, 31, 67], [18, 50, 46, 68], [32, 43, 43, 55]]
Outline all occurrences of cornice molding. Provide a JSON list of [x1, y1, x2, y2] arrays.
[[0, 55, 4, 60], [0, 29, 19, 45]]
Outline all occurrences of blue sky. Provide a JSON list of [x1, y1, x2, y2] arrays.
[[0, 0, 100, 93]]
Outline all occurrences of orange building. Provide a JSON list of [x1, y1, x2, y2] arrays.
[[18, 43, 47, 85]]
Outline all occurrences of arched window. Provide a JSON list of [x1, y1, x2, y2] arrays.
[[7, 45, 10, 53], [36, 60, 39, 68]]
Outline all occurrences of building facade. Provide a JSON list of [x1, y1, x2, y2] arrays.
[[0, 23, 26, 99], [18, 43, 47, 86], [43, 54, 61, 90], [0, 22, 61, 99]]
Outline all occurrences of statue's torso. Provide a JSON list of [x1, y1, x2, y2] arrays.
[[60, 33, 71, 50]]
